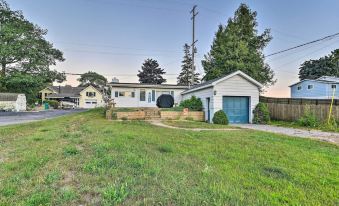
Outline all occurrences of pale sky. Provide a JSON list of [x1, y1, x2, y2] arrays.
[[6, 0, 339, 97]]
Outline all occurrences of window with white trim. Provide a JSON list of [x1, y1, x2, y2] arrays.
[[297, 85, 302, 90], [307, 85, 313, 89], [86, 92, 96, 97], [332, 84, 337, 89]]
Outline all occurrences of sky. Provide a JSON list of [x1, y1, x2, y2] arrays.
[[6, 0, 339, 97]]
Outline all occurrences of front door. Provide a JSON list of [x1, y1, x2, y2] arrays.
[[222, 96, 249, 123]]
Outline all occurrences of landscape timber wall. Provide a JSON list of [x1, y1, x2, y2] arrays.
[[260, 96, 339, 122], [160, 111, 204, 121], [106, 108, 204, 121]]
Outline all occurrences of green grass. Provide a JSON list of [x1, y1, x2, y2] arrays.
[[0, 109, 338, 205], [163, 120, 233, 129], [270, 120, 339, 133]]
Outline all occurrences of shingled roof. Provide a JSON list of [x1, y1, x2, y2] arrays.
[[0, 93, 19, 101]]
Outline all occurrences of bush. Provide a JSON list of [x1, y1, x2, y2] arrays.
[[212, 110, 229, 125], [253, 103, 270, 124], [44, 100, 59, 109], [179, 96, 203, 111], [297, 107, 319, 128]]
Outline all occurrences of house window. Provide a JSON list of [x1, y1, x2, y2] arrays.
[[307, 85, 313, 89], [119, 92, 125, 97], [115, 91, 119, 97], [86, 92, 96, 97], [331, 84, 336, 89], [140, 90, 146, 101], [297, 86, 302, 90], [131, 92, 135, 98], [152, 90, 155, 102], [171, 91, 174, 97]]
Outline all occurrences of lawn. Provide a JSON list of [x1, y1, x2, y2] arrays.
[[162, 120, 234, 129], [0, 109, 338, 205]]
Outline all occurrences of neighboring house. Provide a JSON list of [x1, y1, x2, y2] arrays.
[[107, 83, 188, 107], [182, 71, 262, 123], [290, 76, 339, 99], [39, 85, 105, 108], [108, 70, 262, 124], [0, 93, 26, 112]]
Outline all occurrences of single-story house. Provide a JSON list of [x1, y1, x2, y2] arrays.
[[39, 85, 105, 108], [290, 76, 339, 99], [182, 71, 262, 123], [107, 82, 188, 107], [108, 70, 262, 123], [0, 93, 27, 112]]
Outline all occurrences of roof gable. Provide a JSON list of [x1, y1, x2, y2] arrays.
[[182, 70, 263, 94], [0, 93, 19, 101]]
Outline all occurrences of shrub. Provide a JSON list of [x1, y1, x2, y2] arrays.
[[297, 107, 319, 128], [179, 96, 203, 111], [253, 103, 270, 124], [44, 100, 59, 109], [212, 110, 229, 125]]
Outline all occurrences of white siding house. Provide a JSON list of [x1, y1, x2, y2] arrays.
[[0, 93, 27, 112], [107, 71, 262, 124], [181, 71, 262, 123], [108, 83, 188, 107]]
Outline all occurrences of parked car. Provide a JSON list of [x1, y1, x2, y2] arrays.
[[60, 101, 76, 109]]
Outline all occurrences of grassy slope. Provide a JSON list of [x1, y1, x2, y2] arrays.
[[0, 109, 338, 206]]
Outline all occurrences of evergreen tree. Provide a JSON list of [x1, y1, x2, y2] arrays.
[[138, 59, 166, 84], [298, 49, 339, 80], [202, 3, 274, 86], [177, 44, 200, 85]]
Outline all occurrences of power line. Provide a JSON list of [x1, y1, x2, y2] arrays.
[[265, 32, 339, 57]]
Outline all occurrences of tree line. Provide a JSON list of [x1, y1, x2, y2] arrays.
[[1, 0, 338, 105]]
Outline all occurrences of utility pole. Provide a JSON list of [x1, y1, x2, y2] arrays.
[[190, 5, 198, 88]]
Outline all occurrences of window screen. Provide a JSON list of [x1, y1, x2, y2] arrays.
[[152, 90, 155, 101]]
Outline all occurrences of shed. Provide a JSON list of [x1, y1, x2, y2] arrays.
[[0, 93, 27, 112], [181, 70, 263, 123]]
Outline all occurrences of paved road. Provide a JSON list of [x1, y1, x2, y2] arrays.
[[237, 124, 339, 144], [0, 109, 87, 126]]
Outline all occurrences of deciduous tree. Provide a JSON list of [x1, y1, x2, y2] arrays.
[[0, 0, 65, 83], [78, 71, 107, 88], [299, 49, 339, 80]]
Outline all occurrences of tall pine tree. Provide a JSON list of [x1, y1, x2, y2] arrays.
[[202, 3, 275, 86], [177, 44, 200, 85], [138, 58, 166, 84]]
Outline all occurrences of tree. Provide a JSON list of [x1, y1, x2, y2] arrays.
[[78, 71, 107, 88], [177, 44, 200, 85], [0, 71, 45, 104], [201, 3, 274, 87], [137, 58, 166, 84], [0, 0, 65, 83], [298, 49, 339, 80]]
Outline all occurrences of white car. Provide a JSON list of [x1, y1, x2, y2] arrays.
[[60, 101, 76, 109]]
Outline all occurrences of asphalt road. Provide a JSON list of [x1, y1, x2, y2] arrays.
[[0, 109, 87, 126]]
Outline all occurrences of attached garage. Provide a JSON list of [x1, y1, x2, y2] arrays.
[[181, 70, 262, 124], [84, 99, 98, 108]]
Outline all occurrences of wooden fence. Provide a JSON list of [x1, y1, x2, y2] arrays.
[[260, 96, 339, 122]]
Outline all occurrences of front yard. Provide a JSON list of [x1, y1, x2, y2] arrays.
[[0, 109, 338, 205]]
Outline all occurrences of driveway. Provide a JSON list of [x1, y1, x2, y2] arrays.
[[0, 109, 87, 126], [237, 124, 339, 144]]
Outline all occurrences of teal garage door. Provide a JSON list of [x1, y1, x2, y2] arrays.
[[222, 96, 249, 123]]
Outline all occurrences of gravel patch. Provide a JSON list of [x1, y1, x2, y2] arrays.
[[236, 124, 339, 144]]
